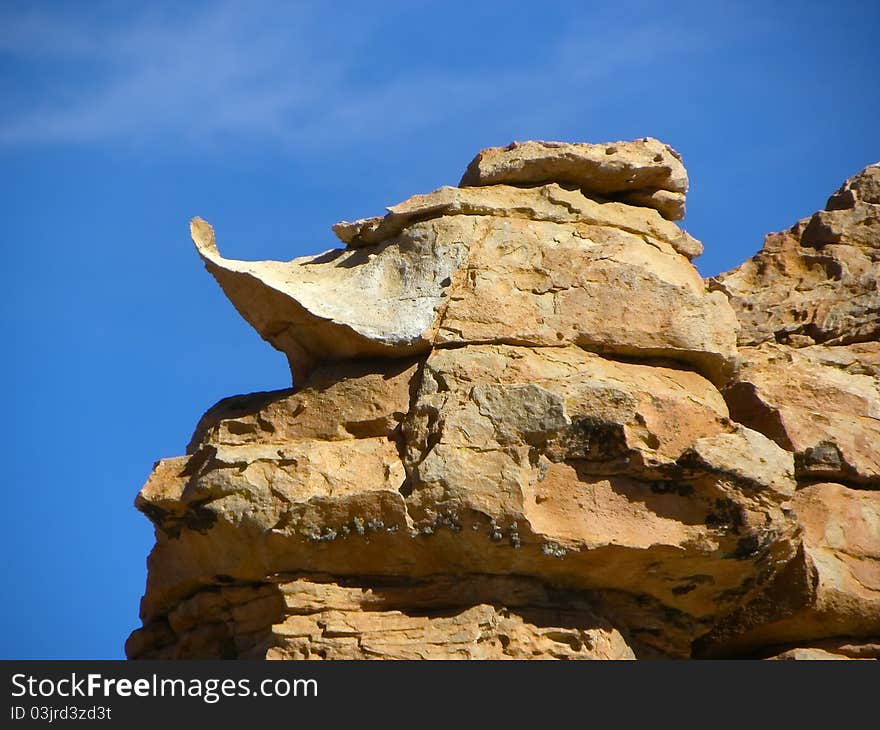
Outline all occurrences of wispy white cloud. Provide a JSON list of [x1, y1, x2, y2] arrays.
[[0, 1, 720, 149], [1, 1, 343, 143]]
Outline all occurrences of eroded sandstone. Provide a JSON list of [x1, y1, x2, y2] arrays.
[[194, 183, 726, 385], [712, 162, 879, 348], [129, 142, 880, 660], [459, 138, 688, 220]]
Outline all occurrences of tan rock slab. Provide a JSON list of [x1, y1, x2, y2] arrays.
[[333, 183, 701, 257], [129, 575, 636, 659], [193, 200, 732, 385], [725, 343, 880, 486], [187, 358, 419, 452], [459, 138, 688, 220], [132, 344, 798, 656], [695, 483, 880, 656]]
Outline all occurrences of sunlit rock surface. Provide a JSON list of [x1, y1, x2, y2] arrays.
[[128, 142, 879, 660]]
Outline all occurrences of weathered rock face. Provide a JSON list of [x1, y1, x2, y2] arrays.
[[194, 180, 721, 384], [695, 160, 880, 659], [128, 141, 880, 660], [459, 138, 689, 221], [723, 343, 880, 487], [694, 483, 880, 658], [712, 162, 880, 348]]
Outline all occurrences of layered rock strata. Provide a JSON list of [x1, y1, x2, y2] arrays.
[[128, 141, 879, 660], [699, 162, 880, 658]]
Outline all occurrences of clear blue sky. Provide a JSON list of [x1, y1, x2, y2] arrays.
[[1, 1, 877, 659]]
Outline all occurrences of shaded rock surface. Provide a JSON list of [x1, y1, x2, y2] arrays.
[[695, 483, 880, 658], [129, 142, 879, 660]]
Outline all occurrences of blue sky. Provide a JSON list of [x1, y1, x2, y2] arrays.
[[1, 0, 877, 659]]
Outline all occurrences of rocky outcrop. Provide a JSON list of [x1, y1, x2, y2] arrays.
[[128, 140, 879, 660], [689, 160, 880, 659], [459, 138, 688, 221], [194, 180, 719, 384], [722, 343, 880, 487], [712, 163, 879, 348], [694, 483, 880, 658]]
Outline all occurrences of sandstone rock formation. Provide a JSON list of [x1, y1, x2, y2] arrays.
[[697, 161, 880, 658], [459, 138, 688, 221], [128, 141, 879, 660], [713, 163, 879, 347]]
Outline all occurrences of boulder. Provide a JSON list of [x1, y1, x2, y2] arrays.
[[459, 138, 688, 220]]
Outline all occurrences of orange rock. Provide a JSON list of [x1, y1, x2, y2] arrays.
[[129, 146, 880, 660]]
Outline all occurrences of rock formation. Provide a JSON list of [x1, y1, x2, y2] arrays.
[[127, 140, 879, 660]]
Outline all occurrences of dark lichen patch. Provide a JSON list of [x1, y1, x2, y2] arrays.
[[138, 502, 170, 531], [557, 416, 629, 461], [728, 533, 761, 560], [796, 441, 843, 471], [715, 577, 755, 603], [682, 574, 715, 585], [650, 480, 695, 497], [182, 501, 219, 535], [792, 439, 868, 486], [704, 498, 745, 533], [139, 499, 218, 540]]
